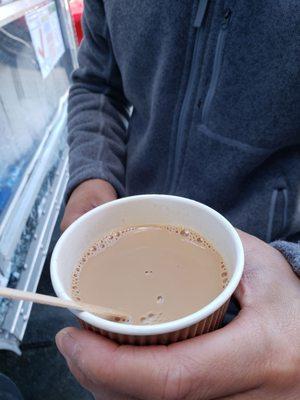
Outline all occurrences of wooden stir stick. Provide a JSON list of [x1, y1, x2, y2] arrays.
[[0, 286, 130, 323]]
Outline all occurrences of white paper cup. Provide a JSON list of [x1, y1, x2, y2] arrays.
[[51, 195, 244, 345]]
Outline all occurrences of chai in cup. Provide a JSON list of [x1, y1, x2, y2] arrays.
[[71, 224, 229, 325], [51, 195, 244, 345]]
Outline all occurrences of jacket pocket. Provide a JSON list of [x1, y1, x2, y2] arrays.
[[175, 124, 290, 240]]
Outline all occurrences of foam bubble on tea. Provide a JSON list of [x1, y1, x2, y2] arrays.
[[72, 225, 229, 325]]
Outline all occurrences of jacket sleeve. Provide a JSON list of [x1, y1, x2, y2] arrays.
[[272, 240, 300, 278], [66, 0, 131, 198]]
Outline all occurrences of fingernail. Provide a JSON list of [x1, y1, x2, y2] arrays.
[[56, 330, 77, 359]]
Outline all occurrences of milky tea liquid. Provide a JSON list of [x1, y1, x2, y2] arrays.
[[72, 225, 229, 325]]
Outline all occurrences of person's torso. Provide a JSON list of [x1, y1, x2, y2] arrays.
[[103, 0, 300, 241]]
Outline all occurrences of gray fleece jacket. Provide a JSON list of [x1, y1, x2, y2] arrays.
[[67, 0, 300, 275]]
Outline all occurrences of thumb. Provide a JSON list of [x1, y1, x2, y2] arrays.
[[56, 328, 143, 400], [234, 229, 297, 308], [55, 327, 117, 375], [56, 327, 81, 360], [56, 327, 119, 394], [55, 327, 171, 399]]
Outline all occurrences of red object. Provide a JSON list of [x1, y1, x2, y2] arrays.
[[70, 0, 84, 45]]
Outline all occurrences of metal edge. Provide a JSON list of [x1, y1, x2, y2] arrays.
[[55, 0, 79, 68], [0, 102, 67, 264], [0, 153, 69, 348], [0, 92, 68, 237], [0, 332, 21, 355]]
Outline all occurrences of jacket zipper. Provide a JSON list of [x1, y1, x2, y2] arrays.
[[202, 8, 232, 123], [168, 0, 209, 193]]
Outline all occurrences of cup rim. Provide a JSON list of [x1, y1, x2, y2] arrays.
[[51, 194, 244, 336]]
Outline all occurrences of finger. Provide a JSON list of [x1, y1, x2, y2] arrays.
[[60, 198, 94, 231], [61, 214, 78, 232], [214, 389, 262, 400], [56, 327, 173, 400], [56, 328, 135, 399], [64, 356, 139, 400], [167, 314, 269, 399], [60, 209, 84, 232], [234, 231, 299, 308]]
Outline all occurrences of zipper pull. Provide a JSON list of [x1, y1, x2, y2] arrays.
[[222, 8, 232, 30]]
